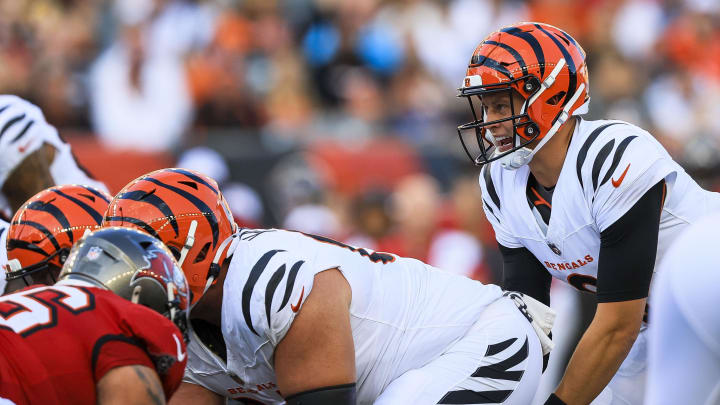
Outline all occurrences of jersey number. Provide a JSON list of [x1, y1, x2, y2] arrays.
[[0, 285, 94, 336]]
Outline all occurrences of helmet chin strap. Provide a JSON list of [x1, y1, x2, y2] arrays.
[[178, 220, 198, 267], [499, 82, 586, 171], [192, 232, 240, 310]]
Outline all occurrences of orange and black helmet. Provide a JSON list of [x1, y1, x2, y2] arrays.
[[5, 184, 112, 284], [457, 22, 589, 168], [103, 168, 237, 305]]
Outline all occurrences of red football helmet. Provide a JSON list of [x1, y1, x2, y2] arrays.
[[104, 168, 237, 305], [457, 22, 590, 169], [5, 184, 112, 286]]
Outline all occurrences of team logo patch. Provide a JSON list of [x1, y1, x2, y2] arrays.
[[86, 246, 103, 260]]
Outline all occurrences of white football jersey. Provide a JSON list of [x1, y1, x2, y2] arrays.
[[185, 228, 504, 404], [480, 118, 720, 293], [0, 95, 108, 217], [0, 219, 7, 294]]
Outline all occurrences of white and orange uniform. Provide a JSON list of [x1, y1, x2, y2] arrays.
[[0, 95, 108, 218], [184, 228, 548, 404], [480, 117, 720, 404]]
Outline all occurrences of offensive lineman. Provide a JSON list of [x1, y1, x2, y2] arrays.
[[456, 22, 720, 404], [645, 213, 720, 405], [0, 227, 190, 404], [105, 168, 555, 405], [0, 95, 108, 219]]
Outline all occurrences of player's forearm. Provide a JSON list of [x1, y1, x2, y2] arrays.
[[553, 320, 638, 404]]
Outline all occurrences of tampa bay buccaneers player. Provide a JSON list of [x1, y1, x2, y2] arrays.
[[0, 227, 189, 404], [105, 168, 555, 405], [456, 22, 720, 404], [3, 184, 112, 294], [0, 95, 108, 219]]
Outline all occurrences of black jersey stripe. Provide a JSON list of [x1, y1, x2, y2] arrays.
[[103, 216, 162, 240], [81, 185, 111, 204], [242, 249, 284, 336], [143, 178, 219, 247], [535, 24, 576, 106], [485, 337, 517, 356], [167, 168, 219, 196], [0, 105, 9, 114], [482, 164, 501, 210], [599, 136, 638, 188], [0, 113, 26, 140], [91, 334, 144, 376], [6, 238, 52, 257], [9, 220, 61, 252], [500, 27, 545, 77], [116, 189, 179, 237], [26, 199, 73, 243], [576, 123, 623, 189], [472, 337, 528, 381], [53, 189, 104, 226], [265, 264, 286, 329], [592, 139, 615, 192], [484, 41, 528, 76], [278, 260, 305, 312], [439, 389, 514, 404], [10, 119, 34, 143]]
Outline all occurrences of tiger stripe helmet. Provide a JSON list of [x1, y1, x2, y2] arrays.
[[103, 168, 237, 305], [5, 184, 112, 283], [457, 22, 590, 169]]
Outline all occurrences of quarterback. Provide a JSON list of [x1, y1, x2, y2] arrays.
[[0, 95, 108, 218], [456, 22, 720, 404], [105, 168, 555, 405]]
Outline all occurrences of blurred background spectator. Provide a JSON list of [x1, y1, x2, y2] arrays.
[[4, 0, 720, 272], [2, 0, 719, 299], [4, 1, 717, 399]]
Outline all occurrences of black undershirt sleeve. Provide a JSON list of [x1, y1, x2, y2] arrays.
[[596, 180, 665, 303], [499, 244, 552, 306]]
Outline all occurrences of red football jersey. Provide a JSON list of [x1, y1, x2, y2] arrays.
[[0, 281, 187, 405]]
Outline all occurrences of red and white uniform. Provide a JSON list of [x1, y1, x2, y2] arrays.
[[0, 219, 8, 294], [0, 280, 186, 404]]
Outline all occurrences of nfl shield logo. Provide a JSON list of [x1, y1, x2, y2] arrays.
[[86, 246, 103, 260]]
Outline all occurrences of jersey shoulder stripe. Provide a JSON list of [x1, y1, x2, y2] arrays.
[[241, 249, 284, 336], [575, 121, 624, 190], [481, 161, 501, 210]]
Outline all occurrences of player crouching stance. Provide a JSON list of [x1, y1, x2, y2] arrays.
[[105, 168, 554, 404], [0, 227, 189, 404]]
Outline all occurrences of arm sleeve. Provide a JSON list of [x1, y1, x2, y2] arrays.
[[499, 243, 552, 306], [596, 180, 664, 303]]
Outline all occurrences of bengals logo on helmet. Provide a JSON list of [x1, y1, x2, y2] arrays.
[[5, 184, 112, 285], [104, 168, 237, 304]]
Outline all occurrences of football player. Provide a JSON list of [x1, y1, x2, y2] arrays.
[[456, 22, 720, 405], [3, 184, 112, 294], [0, 95, 108, 218], [0, 227, 189, 404], [645, 213, 720, 405], [0, 219, 7, 293], [105, 168, 555, 405]]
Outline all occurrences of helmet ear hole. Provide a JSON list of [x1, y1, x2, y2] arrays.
[[547, 91, 566, 106], [193, 242, 211, 264]]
